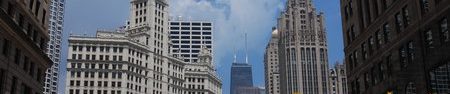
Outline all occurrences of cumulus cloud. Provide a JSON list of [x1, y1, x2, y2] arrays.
[[169, 0, 284, 66], [169, 0, 285, 92]]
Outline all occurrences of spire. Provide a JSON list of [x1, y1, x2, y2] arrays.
[[233, 47, 237, 63], [245, 33, 248, 64]]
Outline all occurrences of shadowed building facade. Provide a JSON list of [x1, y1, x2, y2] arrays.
[[340, 0, 450, 93], [0, 0, 53, 94]]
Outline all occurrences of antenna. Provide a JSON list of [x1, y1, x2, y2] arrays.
[[245, 33, 248, 64], [233, 46, 237, 63]]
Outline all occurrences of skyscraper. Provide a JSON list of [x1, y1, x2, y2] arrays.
[[65, 0, 186, 94], [230, 63, 253, 94], [44, 0, 65, 93], [340, 0, 450, 93], [329, 62, 348, 94], [264, 28, 281, 94], [0, 0, 53, 94], [169, 19, 213, 63], [276, 0, 329, 94]]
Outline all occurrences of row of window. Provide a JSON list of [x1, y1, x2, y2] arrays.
[[170, 36, 212, 39], [72, 46, 124, 53], [68, 89, 121, 94], [170, 27, 212, 30], [170, 31, 212, 35], [71, 54, 124, 61], [170, 22, 212, 26], [70, 63, 123, 70], [69, 71, 123, 79]]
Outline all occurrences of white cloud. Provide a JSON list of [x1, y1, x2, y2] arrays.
[[169, 0, 285, 69]]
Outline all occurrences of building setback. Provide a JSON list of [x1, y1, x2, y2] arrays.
[[329, 62, 348, 94], [340, 0, 450, 93], [169, 20, 213, 63], [0, 0, 53, 94], [264, 28, 281, 94], [230, 63, 253, 94], [44, 0, 66, 93], [276, 0, 329, 94]]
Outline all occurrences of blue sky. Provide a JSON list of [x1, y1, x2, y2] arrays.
[[58, 0, 343, 94]]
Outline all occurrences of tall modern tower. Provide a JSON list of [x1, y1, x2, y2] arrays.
[[169, 19, 213, 63], [44, 0, 65, 93], [0, 0, 53, 94], [276, 0, 329, 94], [340, 0, 450, 93], [264, 28, 281, 94], [230, 63, 253, 94]]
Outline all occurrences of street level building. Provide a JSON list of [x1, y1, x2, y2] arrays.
[[264, 28, 281, 94], [276, 0, 329, 94], [340, 0, 450, 93], [329, 62, 348, 94], [0, 0, 53, 94], [184, 46, 222, 94], [44, 0, 66, 93], [169, 20, 213, 63], [65, 0, 187, 94]]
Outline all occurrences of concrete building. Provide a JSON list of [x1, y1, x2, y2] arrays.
[[66, 30, 185, 94], [329, 62, 348, 94], [340, 0, 450, 93], [65, 0, 187, 94], [0, 0, 53, 94], [184, 46, 222, 94], [230, 63, 253, 94], [264, 28, 281, 94], [169, 20, 213, 63], [44, 0, 66, 93], [276, 0, 329, 94]]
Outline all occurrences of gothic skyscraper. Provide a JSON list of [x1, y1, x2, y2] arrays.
[[276, 0, 329, 94]]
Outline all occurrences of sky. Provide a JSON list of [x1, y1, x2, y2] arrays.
[[58, 0, 343, 94]]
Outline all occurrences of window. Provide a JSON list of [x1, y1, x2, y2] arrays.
[[376, 30, 383, 48], [402, 7, 411, 27], [34, 1, 40, 15], [425, 29, 434, 48], [395, 13, 403, 32], [0, 69, 4, 93], [2, 39, 10, 55], [14, 48, 21, 64], [420, 0, 430, 13], [11, 77, 17, 94], [440, 18, 449, 42], [361, 42, 367, 60], [383, 23, 391, 43]]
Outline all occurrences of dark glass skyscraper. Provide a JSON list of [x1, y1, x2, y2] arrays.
[[230, 63, 253, 94]]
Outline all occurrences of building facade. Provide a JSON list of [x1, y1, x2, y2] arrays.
[[276, 0, 329, 94], [66, 31, 185, 94], [0, 0, 53, 94], [264, 28, 281, 94], [44, 0, 66, 93], [65, 0, 188, 94], [230, 63, 253, 94], [340, 0, 450, 93], [329, 62, 348, 94], [169, 20, 213, 63], [184, 46, 222, 94]]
